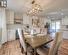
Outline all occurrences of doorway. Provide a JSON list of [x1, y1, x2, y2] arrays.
[[50, 19, 61, 37]]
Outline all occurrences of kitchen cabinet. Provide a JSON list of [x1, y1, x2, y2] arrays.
[[62, 30, 68, 39], [7, 29, 16, 41], [6, 10, 14, 24], [7, 24, 24, 41], [62, 17, 68, 25]]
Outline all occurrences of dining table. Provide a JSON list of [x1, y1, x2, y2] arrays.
[[24, 32, 53, 55]]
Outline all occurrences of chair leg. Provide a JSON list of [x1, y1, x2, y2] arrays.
[[20, 44, 23, 53], [33, 48, 37, 55], [25, 52, 27, 55], [56, 51, 58, 55], [19, 43, 24, 53]]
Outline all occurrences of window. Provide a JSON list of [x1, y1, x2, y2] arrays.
[[50, 20, 61, 37], [51, 20, 61, 32]]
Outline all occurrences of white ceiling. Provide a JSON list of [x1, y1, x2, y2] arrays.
[[7, 0, 68, 17]]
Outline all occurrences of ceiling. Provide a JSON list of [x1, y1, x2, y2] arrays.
[[7, 0, 68, 17]]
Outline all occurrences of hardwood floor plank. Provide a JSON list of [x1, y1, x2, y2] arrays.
[[0, 39, 68, 55]]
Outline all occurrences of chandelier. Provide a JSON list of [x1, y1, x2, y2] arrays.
[[27, 0, 42, 15]]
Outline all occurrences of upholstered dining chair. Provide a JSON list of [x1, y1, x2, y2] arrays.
[[17, 28, 27, 54], [17, 28, 33, 55], [37, 32, 62, 55]]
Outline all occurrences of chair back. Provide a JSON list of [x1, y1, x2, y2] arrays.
[[48, 32, 62, 55], [17, 28, 27, 53]]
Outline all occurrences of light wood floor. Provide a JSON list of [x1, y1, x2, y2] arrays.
[[0, 39, 68, 55]]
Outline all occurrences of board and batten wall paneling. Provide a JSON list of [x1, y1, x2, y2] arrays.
[[0, 9, 2, 45], [0, 8, 7, 44]]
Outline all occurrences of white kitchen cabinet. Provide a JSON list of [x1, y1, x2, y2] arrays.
[[63, 31, 68, 39], [7, 29, 16, 41], [62, 17, 68, 25], [6, 10, 14, 24]]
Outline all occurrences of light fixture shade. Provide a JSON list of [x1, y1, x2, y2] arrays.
[[0, 0, 7, 8]]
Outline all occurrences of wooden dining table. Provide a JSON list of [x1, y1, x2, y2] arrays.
[[24, 33, 53, 55]]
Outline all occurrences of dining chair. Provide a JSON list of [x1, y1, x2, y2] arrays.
[[17, 28, 33, 55], [40, 28, 47, 35], [37, 32, 62, 55], [17, 28, 27, 54], [33, 27, 41, 34]]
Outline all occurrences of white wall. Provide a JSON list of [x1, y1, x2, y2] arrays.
[[0, 8, 2, 41], [0, 11, 2, 28], [0, 8, 7, 44], [0, 8, 3, 45], [23, 14, 32, 27]]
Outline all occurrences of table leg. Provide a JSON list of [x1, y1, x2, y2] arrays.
[[33, 48, 37, 55]]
